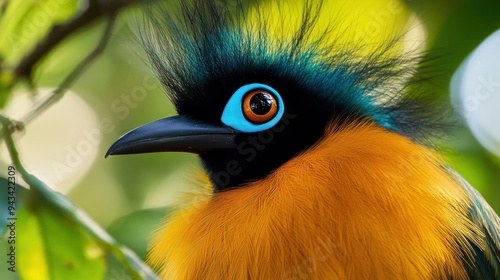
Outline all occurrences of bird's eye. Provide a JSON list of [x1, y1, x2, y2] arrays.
[[243, 90, 278, 124], [221, 83, 285, 133]]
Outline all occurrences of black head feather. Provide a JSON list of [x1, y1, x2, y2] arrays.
[[137, 0, 450, 190]]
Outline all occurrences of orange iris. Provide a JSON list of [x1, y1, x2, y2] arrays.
[[242, 89, 278, 124]]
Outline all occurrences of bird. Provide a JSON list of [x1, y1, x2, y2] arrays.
[[106, 0, 500, 279]]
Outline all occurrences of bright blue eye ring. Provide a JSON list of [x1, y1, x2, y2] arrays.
[[221, 83, 285, 133]]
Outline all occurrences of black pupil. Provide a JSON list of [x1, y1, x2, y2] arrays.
[[250, 93, 273, 115]]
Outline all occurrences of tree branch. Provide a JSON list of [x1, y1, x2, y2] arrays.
[[21, 15, 116, 125], [13, 0, 141, 81], [0, 114, 158, 280], [0, 15, 116, 140]]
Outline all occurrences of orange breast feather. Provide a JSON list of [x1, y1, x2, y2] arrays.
[[148, 122, 478, 279]]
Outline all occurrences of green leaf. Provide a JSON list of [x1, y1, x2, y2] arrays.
[[108, 207, 176, 261], [17, 203, 106, 280], [0, 70, 14, 108], [0, 0, 79, 64], [0, 172, 158, 280]]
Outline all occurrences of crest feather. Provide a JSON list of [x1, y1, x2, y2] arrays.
[[138, 0, 450, 144]]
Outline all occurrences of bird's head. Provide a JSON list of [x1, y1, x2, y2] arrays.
[[106, 0, 441, 191]]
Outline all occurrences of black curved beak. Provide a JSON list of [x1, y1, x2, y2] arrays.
[[105, 115, 238, 157]]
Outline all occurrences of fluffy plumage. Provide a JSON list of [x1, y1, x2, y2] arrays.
[[130, 0, 500, 279], [139, 0, 450, 190], [142, 0, 439, 140], [148, 121, 486, 279]]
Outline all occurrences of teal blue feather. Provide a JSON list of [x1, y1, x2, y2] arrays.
[[132, 0, 499, 274], [447, 167, 500, 279], [139, 0, 449, 146]]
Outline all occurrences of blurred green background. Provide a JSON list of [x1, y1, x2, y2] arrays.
[[0, 0, 499, 276]]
